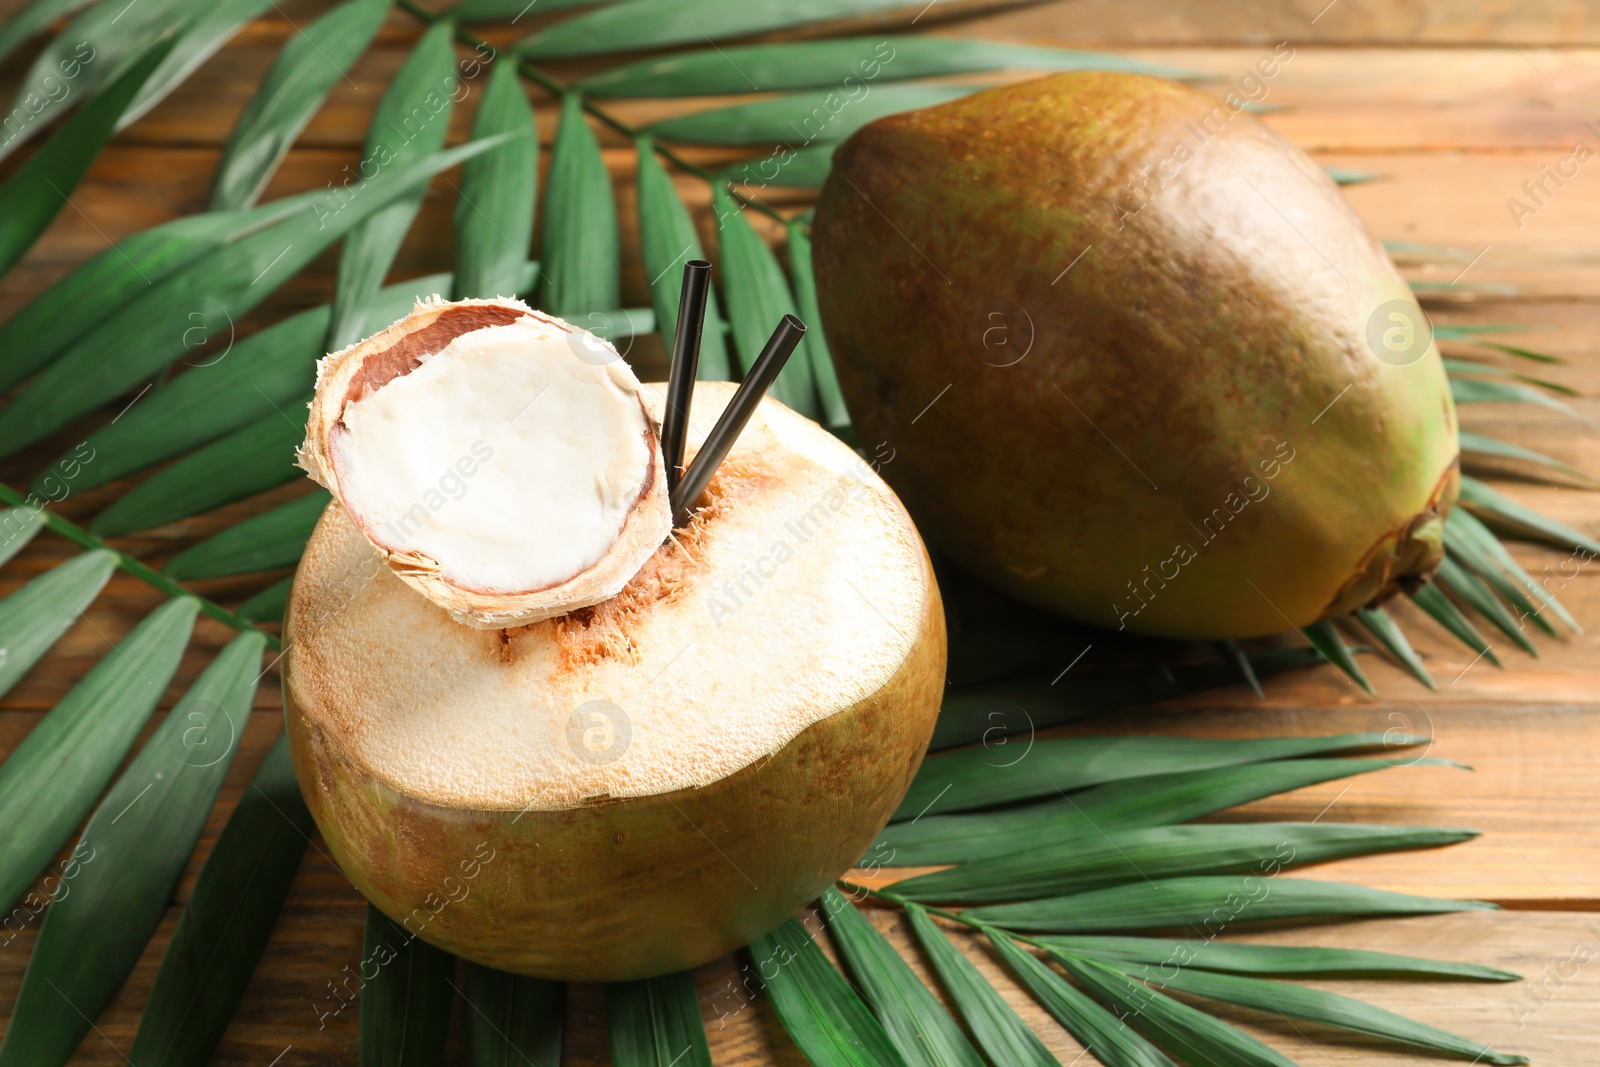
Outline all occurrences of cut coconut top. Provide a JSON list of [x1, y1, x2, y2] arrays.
[[286, 382, 937, 811], [299, 297, 671, 628]]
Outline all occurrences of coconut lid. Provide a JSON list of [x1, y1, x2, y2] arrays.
[[298, 297, 671, 628]]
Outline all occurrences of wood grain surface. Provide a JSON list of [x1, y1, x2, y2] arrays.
[[0, 0, 1597, 1063]]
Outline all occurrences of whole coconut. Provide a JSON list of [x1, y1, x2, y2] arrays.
[[813, 72, 1458, 639]]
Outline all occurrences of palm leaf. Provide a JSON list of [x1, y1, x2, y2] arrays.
[[881, 759, 1457, 865], [903, 903, 1062, 1067], [465, 965, 564, 1066], [51, 275, 449, 496], [725, 142, 838, 188], [0, 595, 197, 919], [0, 549, 116, 702], [1445, 523, 1559, 637], [0, 629, 262, 1067], [818, 887, 987, 1067], [0, 484, 268, 639], [208, 0, 391, 211], [1446, 506, 1578, 630], [540, 92, 620, 315], [130, 734, 314, 1067], [788, 220, 851, 428], [1409, 581, 1502, 665], [0, 194, 317, 393], [895, 731, 1413, 822], [450, 0, 607, 19], [1459, 429, 1597, 486], [966, 876, 1496, 933], [0, 0, 96, 65], [0, 137, 506, 457], [118, 0, 280, 130], [1451, 374, 1587, 419], [360, 905, 457, 1065], [1435, 556, 1538, 654], [713, 185, 819, 415], [1480, 340, 1564, 364], [1443, 358, 1576, 395], [1048, 951, 1298, 1067], [1216, 639, 1265, 697], [1300, 618, 1373, 692], [1044, 935, 1517, 983], [605, 971, 712, 1067], [0, 36, 174, 279], [1138, 965, 1527, 1064], [636, 134, 732, 378], [578, 36, 1197, 96], [1323, 166, 1380, 184], [1352, 605, 1436, 688], [238, 575, 294, 622], [89, 400, 307, 537], [519, 0, 1019, 58], [749, 917, 910, 1067], [165, 489, 330, 579], [891, 823, 1477, 903], [648, 83, 982, 146], [1459, 472, 1600, 555], [0, 506, 44, 565], [0, 34, 175, 271], [453, 60, 540, 301], [986, 929, 1178, 1067], [929, 647, 1328, 749], [1430, 323, 1529, 341], [0, 0, 192, 163], [328, 18, 459, 349]]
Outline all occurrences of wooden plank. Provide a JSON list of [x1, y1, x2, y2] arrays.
[[939, 0, 1600, 47]]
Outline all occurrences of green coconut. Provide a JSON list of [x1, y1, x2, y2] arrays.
[[812, 72, 1459, 640], [284, 295, 944, 980]]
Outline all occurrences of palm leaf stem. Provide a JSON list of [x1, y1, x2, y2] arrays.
[[0, 483, 279, 649]]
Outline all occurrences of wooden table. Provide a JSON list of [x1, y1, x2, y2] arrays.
[[0, 0, 1597, 1063]]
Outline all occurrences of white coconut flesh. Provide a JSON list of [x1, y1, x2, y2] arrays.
[[288, 382, 933, 811], [334, 320, 653, 594], [299, 298, 671, 629]]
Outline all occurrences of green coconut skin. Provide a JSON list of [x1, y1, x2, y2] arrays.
[[813, 72, 1459, 640], [282, 519, 947, 983]]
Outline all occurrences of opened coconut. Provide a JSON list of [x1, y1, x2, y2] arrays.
[[283, 299, 944, 980], [812, 72, 1459, 640]]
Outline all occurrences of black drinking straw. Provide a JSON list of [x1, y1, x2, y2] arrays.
[[670, 314, 807, 527], [661, 260, 711, 492]]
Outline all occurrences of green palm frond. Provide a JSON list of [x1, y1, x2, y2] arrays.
[[0, 630, 263, 1065], [129, 735, 314, 1065], [0, 36, 173, 276], [819, 886, 989, 1067], [206, 0, 391, 211], [607, 971, 712, 1067], [0, 0, 1572, 1062], [359, 906, 456, 1063], [328, 17, 459, 348], [576, 37, 1201, 97], [0, 595, 198, 922], [468, 965, 565, 1066]]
